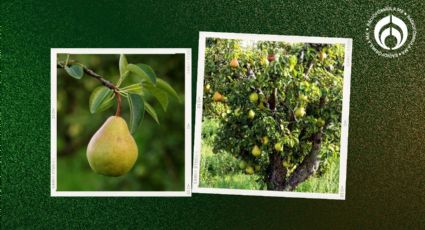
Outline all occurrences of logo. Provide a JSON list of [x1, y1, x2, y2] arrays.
[[366, 7, 416, 58]]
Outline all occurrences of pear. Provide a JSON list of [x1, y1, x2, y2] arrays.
[[230, 58, 239, 68], [245, 166, 254, 175], [87, 116, 138, 177], [294, 107, 306, 119], [274, 142, 283, 152], [251, 145, 261, 157], [248, 109, 255, 119], [319, 51, 327, 62], [212, 91, 224, 102], [316, 118, 325, 127], [249, 92, 259, 104], [239, 160, 247, 169]]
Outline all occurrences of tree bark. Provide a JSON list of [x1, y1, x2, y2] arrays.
[[266, 152, 287, 190], [283, 131, 322, 191]]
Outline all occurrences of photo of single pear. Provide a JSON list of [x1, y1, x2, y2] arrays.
[[87, 116, 138, 177]]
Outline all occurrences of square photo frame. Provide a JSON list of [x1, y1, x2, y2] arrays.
[[51, 48, 192, 197], [193, 32, 352, 200]]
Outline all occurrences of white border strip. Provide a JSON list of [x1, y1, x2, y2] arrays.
[[193, 32, 353, 200], [51, 48, 192, 197]]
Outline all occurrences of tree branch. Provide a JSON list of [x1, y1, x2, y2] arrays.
[[57, 61, 122, 117], [304, 61, 314, 79]]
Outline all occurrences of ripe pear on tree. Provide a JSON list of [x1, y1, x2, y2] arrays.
[[294, 107, 306, 119], [251, 145, 261, 157], [247, 109, 255, 119], [87, 116, 138, 177], [245, 165, 254, 175], [249, 92, 259, 104], [212, 91, 224, 102], [230, 58, 239, 68]]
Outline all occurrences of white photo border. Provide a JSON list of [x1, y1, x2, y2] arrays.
[[51, 48, 192, 197], [193, 32, 352, 200]]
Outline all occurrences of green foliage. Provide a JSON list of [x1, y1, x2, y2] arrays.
[[201, 118, 220, 144], [144, 102, 160, 124], [142, 81, 169, 111], [61, 54, 180, 131], [119, 54, 128, 77], [128, 93, 145, 134], [202, 38, 344, 191], [127, 63, 157, 85], [156, 78, 181, 102]]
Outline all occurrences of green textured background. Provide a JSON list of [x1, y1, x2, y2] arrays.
[[2, 0, 424, 228]]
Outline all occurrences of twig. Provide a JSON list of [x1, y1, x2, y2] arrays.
[[304, 61, 314, 79], [57, 61, 122, 116]]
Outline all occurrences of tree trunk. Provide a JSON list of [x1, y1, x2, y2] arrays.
[[281, 96, 326, 191], [266, 152, 287, 190], [283, 131, 322, 191]]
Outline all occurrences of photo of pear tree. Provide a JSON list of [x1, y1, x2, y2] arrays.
[[199, 38, 346, 193], [56, 53, 185, 191]]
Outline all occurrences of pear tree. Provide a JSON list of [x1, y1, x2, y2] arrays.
[[205, 39, 345, 191]]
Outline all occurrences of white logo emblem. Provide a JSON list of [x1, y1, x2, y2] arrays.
[[374, 15, 408, 50], [366, 7, 416, 58]]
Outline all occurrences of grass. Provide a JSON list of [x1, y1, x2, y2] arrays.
[[199, 141, 262, 190], [294, 156, 339, 193], [199, 118, 340, 193]]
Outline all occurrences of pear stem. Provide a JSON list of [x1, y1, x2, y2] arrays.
[[57, 60, 122, 117], [114, 89, 121, 117]]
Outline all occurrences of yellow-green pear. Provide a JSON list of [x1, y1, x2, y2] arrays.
[[294, 107, 306, 119], [274, 142, 283, 152], [87, 116, 138, 177], [251, 145, 261, 157], [316, 118, 325, 127], [239, 160, 247, 169], [248, 109, 255, 119], [245, 166, 254, 175], [249, 92, 259, 104]]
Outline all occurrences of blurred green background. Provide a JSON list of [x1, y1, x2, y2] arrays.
[[56, 54, 185, 191]]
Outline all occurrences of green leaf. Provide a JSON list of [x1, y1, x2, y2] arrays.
[[89, 86, 114, 114], [127, 93, 145, 134], [143, 83, 169, 111], [144, 102, 160, 124], [119, 54, 128, 77], [97, 93, 115, 112], [120, 83, 144, 96], [157, 78, 180, 102], [64, 64, 84, 79], [127, 63, 157, 85]]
